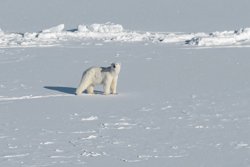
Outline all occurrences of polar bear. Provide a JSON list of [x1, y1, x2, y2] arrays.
[[75, 63, 121, 95]]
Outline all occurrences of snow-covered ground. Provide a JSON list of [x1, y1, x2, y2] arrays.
[[1, 1, 250, 167]]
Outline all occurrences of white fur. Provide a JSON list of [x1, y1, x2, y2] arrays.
[[76, 63, 121, 95]]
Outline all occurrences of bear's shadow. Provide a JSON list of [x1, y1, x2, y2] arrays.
[[44, 86, 103, 95]]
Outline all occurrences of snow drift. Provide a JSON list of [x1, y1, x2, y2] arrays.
[[0, 23, 250, 48]]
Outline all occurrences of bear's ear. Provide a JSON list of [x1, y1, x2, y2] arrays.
[[111, 63, 116, 68]]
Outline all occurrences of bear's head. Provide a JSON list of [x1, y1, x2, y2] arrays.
[[111, 63, 121, 74]]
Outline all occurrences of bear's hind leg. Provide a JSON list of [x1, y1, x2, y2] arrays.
[[87, 85, 94, 94], [75, 80, 90, 95]]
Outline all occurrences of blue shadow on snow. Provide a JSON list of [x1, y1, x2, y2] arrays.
[[44, 86, 76, 95], [44, 86, 104, 95]]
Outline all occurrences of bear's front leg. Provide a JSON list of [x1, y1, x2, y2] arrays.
[[103, 77, 112, 95], [110, 76, 118, 94]]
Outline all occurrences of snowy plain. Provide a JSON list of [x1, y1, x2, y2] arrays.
[[1, 0, 250, 167]]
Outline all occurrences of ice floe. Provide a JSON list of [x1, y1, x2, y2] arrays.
[[78, 23, 124, 33], [186, 28, 250, 47], [0, 23, 250, 48], [42, 24, 65, 33]]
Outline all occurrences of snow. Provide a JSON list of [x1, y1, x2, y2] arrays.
[[1, 1, 250, 167], [81, 116, 98, 121], [0, 94, 72, 102], [1, 44, 250, 167]]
